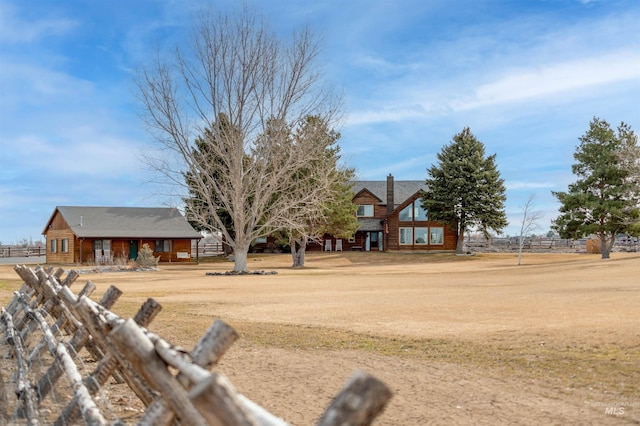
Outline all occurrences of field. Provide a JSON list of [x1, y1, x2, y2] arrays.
[[1, 252, 638, 425]]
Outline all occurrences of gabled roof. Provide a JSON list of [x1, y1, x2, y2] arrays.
[[350, 180, 427, 208], [43, 206, 202, 239]]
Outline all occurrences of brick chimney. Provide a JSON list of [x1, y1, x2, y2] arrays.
[[386, 174, 394, 214]]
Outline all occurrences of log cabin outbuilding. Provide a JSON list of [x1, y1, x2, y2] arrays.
[[320, 174, 458, 252], [42, 206, 203, 264]]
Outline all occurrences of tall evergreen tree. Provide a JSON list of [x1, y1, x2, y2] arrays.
[[552, 117, 640, 259], [422, 127, 508, 254]]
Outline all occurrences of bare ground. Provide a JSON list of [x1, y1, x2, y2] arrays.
[[1, 252, 638, 425]]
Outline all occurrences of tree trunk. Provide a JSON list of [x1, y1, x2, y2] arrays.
[[291, 236, 307, 268], [600, 233, 611, 259], [517, 240, 524, 266], [456, 231, 465, 254], [232, 244, 249, 272]]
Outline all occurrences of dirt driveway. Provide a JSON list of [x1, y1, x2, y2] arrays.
[[1, 252, 638, 424]]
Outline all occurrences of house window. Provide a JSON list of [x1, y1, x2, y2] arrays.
[[50, 239, 57, 253], [399, 228, 413, 245], [155, 240, 171, 252], [348, 235, 356, 243], [61, 239, 69, 253], [254, 237, 267, 244], [356, 205, 374, 217], [430, 227, 444, 245], [399, 205, 412, 221], [414, 228, 428, 244], [399, 202, 428, 221], [93, 240, 111, 251], [414, 204, 428, 221]]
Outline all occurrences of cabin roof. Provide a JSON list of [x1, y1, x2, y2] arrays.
[[43, 206, 203, 239]]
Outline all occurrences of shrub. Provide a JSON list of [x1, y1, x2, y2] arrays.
[[136, 243, 160, 268]]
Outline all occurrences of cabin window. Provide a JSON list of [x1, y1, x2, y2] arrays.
[[430, 227, 444, 245], [155, 240, 171, 252], [61, 239, 69, 253], [254, 237, 267, 244], [399, 202, 428, 221], [50, 239, 57, 253], [348, 235, 356, 243], [399, 228, 412, 245], [414, 228, 428, 244], [93, 240, 111, 251], [399, 205, 412, 221], [414, 204, 428, 221], [356, 205, 374, 217]]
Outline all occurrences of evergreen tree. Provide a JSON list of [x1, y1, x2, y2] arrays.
[[183, 114, 237, 253], [552, 118, 640, 259], [274, 116, 358, 267], [422, 127, 508, 254]]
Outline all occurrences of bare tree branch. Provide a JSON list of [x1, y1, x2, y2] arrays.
[[136, 6, 342, 271]]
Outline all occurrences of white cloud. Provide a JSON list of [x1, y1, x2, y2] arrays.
[[348, 104, 429, 126], [506, 181, 556, 190], [0, 3, 77, 44], [456, 51, 640, 111]]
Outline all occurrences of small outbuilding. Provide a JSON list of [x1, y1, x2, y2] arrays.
[[42, 206, 203, 264]]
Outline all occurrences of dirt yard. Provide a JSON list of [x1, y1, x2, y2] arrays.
[[1, 252, 638, 425]]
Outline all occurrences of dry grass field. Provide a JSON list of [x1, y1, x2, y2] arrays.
[[1, 251, 638, 425]]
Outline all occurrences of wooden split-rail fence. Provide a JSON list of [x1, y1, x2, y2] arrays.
[[0, 265, 392, 425]]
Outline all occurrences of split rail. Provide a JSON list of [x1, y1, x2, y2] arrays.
[[1, 265, 391, 425]]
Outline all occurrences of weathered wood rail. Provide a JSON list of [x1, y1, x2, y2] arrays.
[[1, 265, 392, 425]]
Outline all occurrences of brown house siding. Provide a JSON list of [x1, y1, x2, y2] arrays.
[[43, 209, 198, 264], [385, 195, 457, 251], [46, 229, 76, 263], [352, 191, 386, 217]]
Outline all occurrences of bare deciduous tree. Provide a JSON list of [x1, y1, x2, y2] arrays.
[[136, 7, 341, 272], [518, 194, 542, 265]]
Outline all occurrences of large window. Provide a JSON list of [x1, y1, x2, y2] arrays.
[[399, 205, 412, 221], [50, 239, 57, 253], [399, 202, 428, 221], [155, 240, 171, 252], [414, 228, 428, 244], [61, 239, 69, 253], [399, 228, 412, 245], [430, 227, 444, 245], [414, 204, 428, 221], [356, 205, 374, 217]]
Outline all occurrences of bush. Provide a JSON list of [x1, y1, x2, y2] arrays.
[[136, 243, 160, 268]]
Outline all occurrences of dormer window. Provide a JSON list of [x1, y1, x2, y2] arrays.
[[356, 205, 374, 217]]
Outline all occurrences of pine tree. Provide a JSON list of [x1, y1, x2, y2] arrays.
[[552, 118, 640, 259], [422, 127, 508, 254]]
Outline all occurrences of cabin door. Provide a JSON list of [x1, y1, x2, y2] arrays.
[[129, 240, 139, 260], [365, 233, 371, 251]]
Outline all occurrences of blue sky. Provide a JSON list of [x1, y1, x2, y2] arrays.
[[1, 0, 639, 244]]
